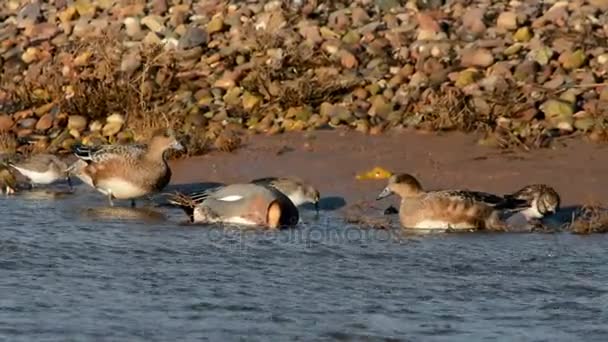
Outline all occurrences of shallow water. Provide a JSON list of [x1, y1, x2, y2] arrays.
[[1, 186, 608, 341]]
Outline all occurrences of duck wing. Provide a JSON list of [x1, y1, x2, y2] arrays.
[[437, 189, 506, 206], [72, 143, 148, 163]]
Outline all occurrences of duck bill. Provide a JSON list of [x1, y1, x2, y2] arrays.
[[314, 201, 319, 213], [376, 187, 393, 200]]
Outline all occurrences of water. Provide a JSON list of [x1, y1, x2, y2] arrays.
[[1, 187, 608, 341]]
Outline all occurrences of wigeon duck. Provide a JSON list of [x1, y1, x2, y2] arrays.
[[8, 153, 73, 190], [69, 128, 183, 207], [376, 173, 506, 231], [250, 176, 320, 211], [168, 183, 299, 229]]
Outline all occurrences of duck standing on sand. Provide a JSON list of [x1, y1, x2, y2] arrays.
[[376, 173, 507, 231], [69, 128, 183, 207], [8, 153, 73, 190], [168, 183, 300, 229], [250, 176, 320, 212]]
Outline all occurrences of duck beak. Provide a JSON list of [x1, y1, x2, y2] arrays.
[[314, 201, 319, 213], [376, 186, 393, 200]]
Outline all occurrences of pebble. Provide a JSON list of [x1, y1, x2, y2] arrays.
[[21, 47, 39, 64], [0, 116, 14, 131], [461, 48, 494, 68], [0, 0, 605, 155], [124, 17, 142, 37], [178, 26, 208, 49], [141, 15, 165, 33], [67, 115, 87, 131], [35, 113, 54, 131], [496, 12, 518, 30]]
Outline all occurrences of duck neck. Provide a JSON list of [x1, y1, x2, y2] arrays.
[[145, 146, 168, 164], [394, 185, 423, 199]]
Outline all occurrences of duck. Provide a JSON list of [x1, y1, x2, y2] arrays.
[[497, 184, 560, 220], [376, 173, 506, 231], [250, 176, 320, 211], [68, 128, 183, 207], [168, 183, 300, 229], [8, 153, 73, 190]]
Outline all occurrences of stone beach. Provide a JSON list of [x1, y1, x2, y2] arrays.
[[1, 0, 608, 156]]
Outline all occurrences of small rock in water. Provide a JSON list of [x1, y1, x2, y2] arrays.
[[384, 205, 398, 215]]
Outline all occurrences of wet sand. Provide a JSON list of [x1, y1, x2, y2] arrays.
[[168, 129, 608, 214]]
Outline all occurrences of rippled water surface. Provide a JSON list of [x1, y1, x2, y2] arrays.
[[1, 186, 608, 341]]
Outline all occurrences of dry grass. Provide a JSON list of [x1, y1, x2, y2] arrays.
[[569, 202, 608, 234], [1, 31, 181, 138], [0, 132, 18, 155], [239, 27, 361, 111]]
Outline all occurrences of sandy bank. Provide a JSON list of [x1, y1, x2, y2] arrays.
[[168, 129, 608, 214]]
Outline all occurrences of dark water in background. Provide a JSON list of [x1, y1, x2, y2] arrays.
[[1, 186, 608, 341]]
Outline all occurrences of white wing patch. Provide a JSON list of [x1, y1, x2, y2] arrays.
[[217, 195, 243, 202]]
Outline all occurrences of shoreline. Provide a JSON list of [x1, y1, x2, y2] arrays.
[[167, 129, 608, 211]]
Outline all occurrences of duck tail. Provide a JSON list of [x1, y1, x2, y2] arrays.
[[167, 192, 197, 222]]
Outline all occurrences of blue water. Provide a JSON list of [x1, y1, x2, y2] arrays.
[[1, 186, 607, 341]]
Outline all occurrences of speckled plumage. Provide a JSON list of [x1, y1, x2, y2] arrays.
[[73, 144, 148, 164], [500, 184, 561, 219], [70, 129, 183, 206]]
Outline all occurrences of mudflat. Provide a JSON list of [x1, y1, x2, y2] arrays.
[[169, 129, 608, 211]]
